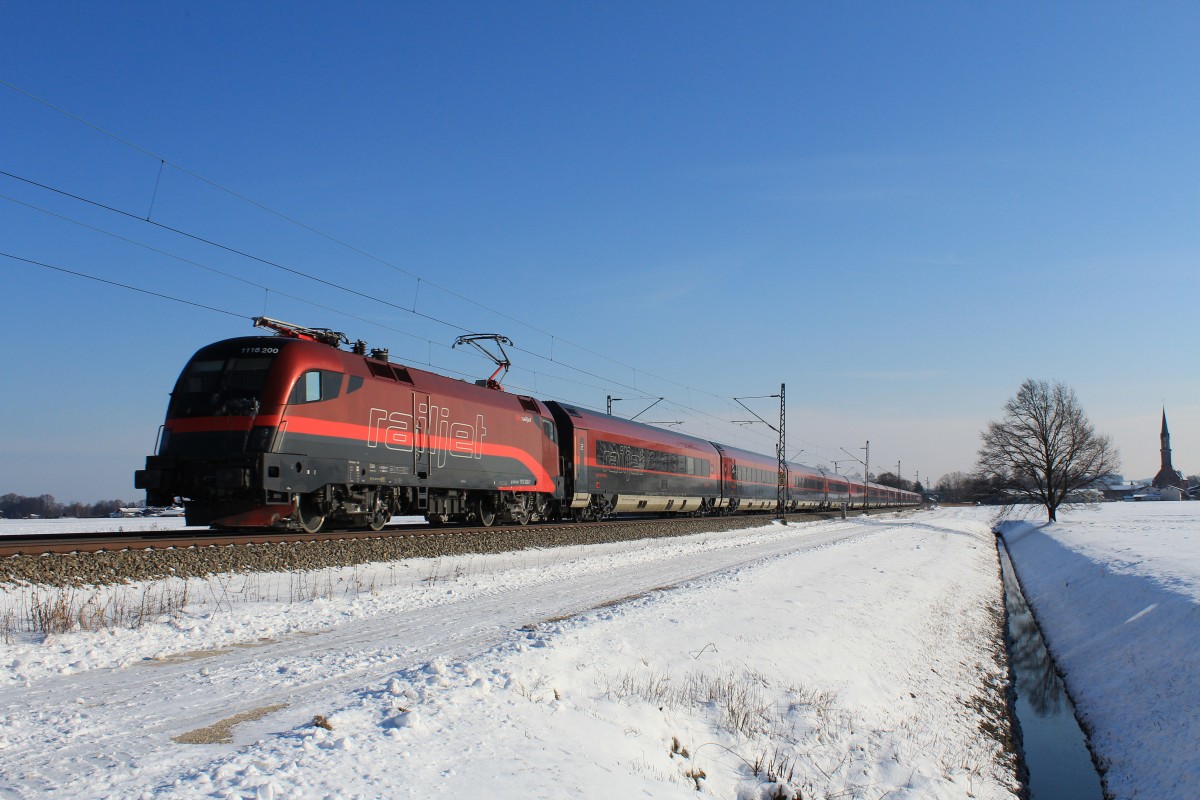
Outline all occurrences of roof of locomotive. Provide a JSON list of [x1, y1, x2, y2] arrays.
[[192, 335, 552, 412]]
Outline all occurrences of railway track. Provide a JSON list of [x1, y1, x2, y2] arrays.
[[0, 513, 809, 558], [0, 520, 489, 557], [0, 509, 914, 587]]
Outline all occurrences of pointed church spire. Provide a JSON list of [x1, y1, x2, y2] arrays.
[[1153, 407, 1182, 490]]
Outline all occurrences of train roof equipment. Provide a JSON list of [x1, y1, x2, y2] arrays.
[[453, 333, 513, 390], [252, 316, 349, 348]]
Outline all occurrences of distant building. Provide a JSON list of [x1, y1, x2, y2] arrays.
[[1102, 477, 1149, 502], [1151, 409, 1185, 491]]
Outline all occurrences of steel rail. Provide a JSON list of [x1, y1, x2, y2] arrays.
[[0, 516, 715, 557]]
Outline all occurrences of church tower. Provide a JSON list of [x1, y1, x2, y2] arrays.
[[1152, 409, 1183, 489]]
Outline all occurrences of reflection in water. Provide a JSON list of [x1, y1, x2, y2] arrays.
[[998, 543, 1104, 800], [1003, 557, 1065, 716]]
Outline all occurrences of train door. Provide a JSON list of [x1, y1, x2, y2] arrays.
[[727, 459, 739, 508], [540, 415, 561, 496], [574, 429, 590, 507], [413, 392, 431, 480]]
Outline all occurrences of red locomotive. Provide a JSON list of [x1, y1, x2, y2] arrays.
[[136, 318, 919, 530]]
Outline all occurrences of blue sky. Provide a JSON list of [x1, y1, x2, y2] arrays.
[[2, 2, 1197, 502]]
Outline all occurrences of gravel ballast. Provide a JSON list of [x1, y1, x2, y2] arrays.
[[2, 516, 807, 587]]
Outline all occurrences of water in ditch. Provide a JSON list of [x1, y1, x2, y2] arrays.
[[998, 542, 1105, 800]]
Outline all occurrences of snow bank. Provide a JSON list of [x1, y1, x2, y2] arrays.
[[999, 503, 1200, 800]]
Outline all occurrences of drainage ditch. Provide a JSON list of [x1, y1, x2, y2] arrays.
[[998, 539, 1105, 799]]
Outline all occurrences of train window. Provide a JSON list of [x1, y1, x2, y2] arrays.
[[289, 370, 343, 404], [518, 396, 540, 414], [392, 366, 413, 383], [224, 358, 273, 393], [303, 371, 321, 402], [182, 360, 223, 393], [346, 375, 364, 395], [170, 355, 278, 418], [628, 447, 645, 470], [542, 419, 557, 442], [593, 439, 707, 477], [321, 371, 342, 400]]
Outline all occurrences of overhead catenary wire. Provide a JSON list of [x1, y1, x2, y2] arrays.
[[0, 168, 470, 335], [0, 250, 247, 320], [0, 180, 651, 400], [0, 167, 781, 448], [0, 166, 744, 428], [0, 81, 833, 454], [0, 207, 695, 427], [0, 78, 745, 402], [0, 245, 594, 400]]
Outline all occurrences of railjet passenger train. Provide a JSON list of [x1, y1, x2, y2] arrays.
[[136, 318, 919, 531]]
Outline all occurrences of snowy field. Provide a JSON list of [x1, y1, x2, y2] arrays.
[[0, 509, 1017, 799], [999, 502, 1200, 800], [0, 516, 428, 537], [0, 517, 198, 537]]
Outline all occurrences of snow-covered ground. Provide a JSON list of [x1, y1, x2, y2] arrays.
[[2, 509, 1016, 799], [0, 516, 428, 537], [999, 502, 1200, 800], [0, 517, 198, 537]]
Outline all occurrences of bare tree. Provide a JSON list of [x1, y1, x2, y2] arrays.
[[934, 471, 974, 503], [976, 379, 1120, 521]]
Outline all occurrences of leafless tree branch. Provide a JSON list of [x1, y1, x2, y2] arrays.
[[974, 379, 1120, 521]]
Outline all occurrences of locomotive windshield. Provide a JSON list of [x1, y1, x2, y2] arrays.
[[168, 353, 275, 418]]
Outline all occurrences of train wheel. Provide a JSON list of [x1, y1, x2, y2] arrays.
[[367, 508, 388, 532], [365, 492, 390, 531], [296, 497, 325, 534]]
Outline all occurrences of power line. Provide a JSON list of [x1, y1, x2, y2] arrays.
[[0, 167, 776, 447], [0, 168, 467, 333], [0, 79, 678, 384], [0, 82, 807, 451], [1, 250, 247, 319], [0, 192, 675, 411], [0, 79, 751, 405]]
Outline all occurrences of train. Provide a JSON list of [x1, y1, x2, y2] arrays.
[[135, 318, 920, 531]]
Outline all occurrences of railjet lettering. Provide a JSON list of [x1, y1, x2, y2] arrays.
[[367, 400, 486, 468]]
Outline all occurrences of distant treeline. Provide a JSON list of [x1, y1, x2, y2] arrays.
[[0, 493, 134, 519]]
